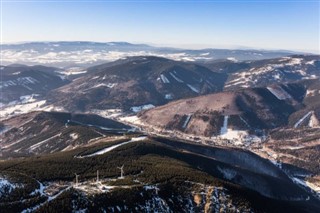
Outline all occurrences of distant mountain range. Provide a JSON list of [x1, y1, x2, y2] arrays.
[[1, 47, 320, 212], [0, 41, 305, 67]]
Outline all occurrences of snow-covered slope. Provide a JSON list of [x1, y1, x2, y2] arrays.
[[0, 64, 68, 105], [0, 111, 133, 158], [46, 56, 227, 111], [224, 55, 320, 90]]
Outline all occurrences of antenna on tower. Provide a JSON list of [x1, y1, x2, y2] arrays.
[[117, 165, 124, 179], [96, 170, 99, 183], [155, 187, 159, 195], [74, 173, 79, 187]]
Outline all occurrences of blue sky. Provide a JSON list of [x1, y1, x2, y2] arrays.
[[1, 0, 319, 53]]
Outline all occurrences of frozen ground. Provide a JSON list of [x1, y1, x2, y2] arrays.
[[267, 86, 292, 100], [130, 104, 155, 113], [77, 136, 147, 158], [0, 100, 47, 119], [0, 99, 65, 120], [294, 111, 313, 128], [0, 177, 22, 197], [219, 115, 248, 142]]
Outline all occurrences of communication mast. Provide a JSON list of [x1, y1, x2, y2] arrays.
[[74, 173, 79, 186], [117, 165, 124, 179], [96, 170, 99, 183]]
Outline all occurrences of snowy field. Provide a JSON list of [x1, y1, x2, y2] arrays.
[[77, 136, 147, 158]]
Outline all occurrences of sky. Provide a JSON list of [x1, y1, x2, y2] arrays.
[[1, 0, 319, 53]]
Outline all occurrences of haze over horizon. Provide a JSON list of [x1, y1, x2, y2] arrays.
[[1, 40, 316, 54], [1, 0, 319, 53]]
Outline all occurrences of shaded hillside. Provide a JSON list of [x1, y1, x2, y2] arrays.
[[138, 82, 306, 137], [258, 79, 320, 184], [285, 79, 320, 128], [0, 111, 133, 158], [47, 56, 227, 111], [0, 65, 68, 104], [201, 59, 252, 74]]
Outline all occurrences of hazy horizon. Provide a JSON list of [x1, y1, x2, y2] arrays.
[[1, 40, 318, 55], [1, 1, 319, 54]]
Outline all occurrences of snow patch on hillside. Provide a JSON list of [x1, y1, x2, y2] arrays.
[[42, 104, 66, 112], [119, 115, 142, 125], [30, 180, 45, 196], [227, 57, 238, 62], [308, 113, 319, 127], [0, 94, 40, 109], [0, 77, 38, 89], [0, 100, 46, 119], [220, 129, 248, 143], [0, 177, 22, 197], [130, 104, 155, 113], [169, 72, 184, 83], [70, 133, 79, 140], [273, 73, 281, 80], [160, 74, 170, 83], [306, 181, 320, 196], [200, 52, 210, 56], [20, 94, 39, 103], [56, 67, 87, 76], [267, 86, 292, 100], [225, 57, 319, 89], [306, 89, 319, 97], [182, 114, 192, 129], [165, 94, 173, 100], [286, 58, 303, 66], [220, 116, 229, 135], [306, 60, 315, 65], [219, 115, 248, 142], [90, 109, 123, 119], [29, 133, 62, 152], [187, 84, 200, 93], [78, 136, 147, 158], [92, 83, 117, 89], [294, 111, 313, 128]]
